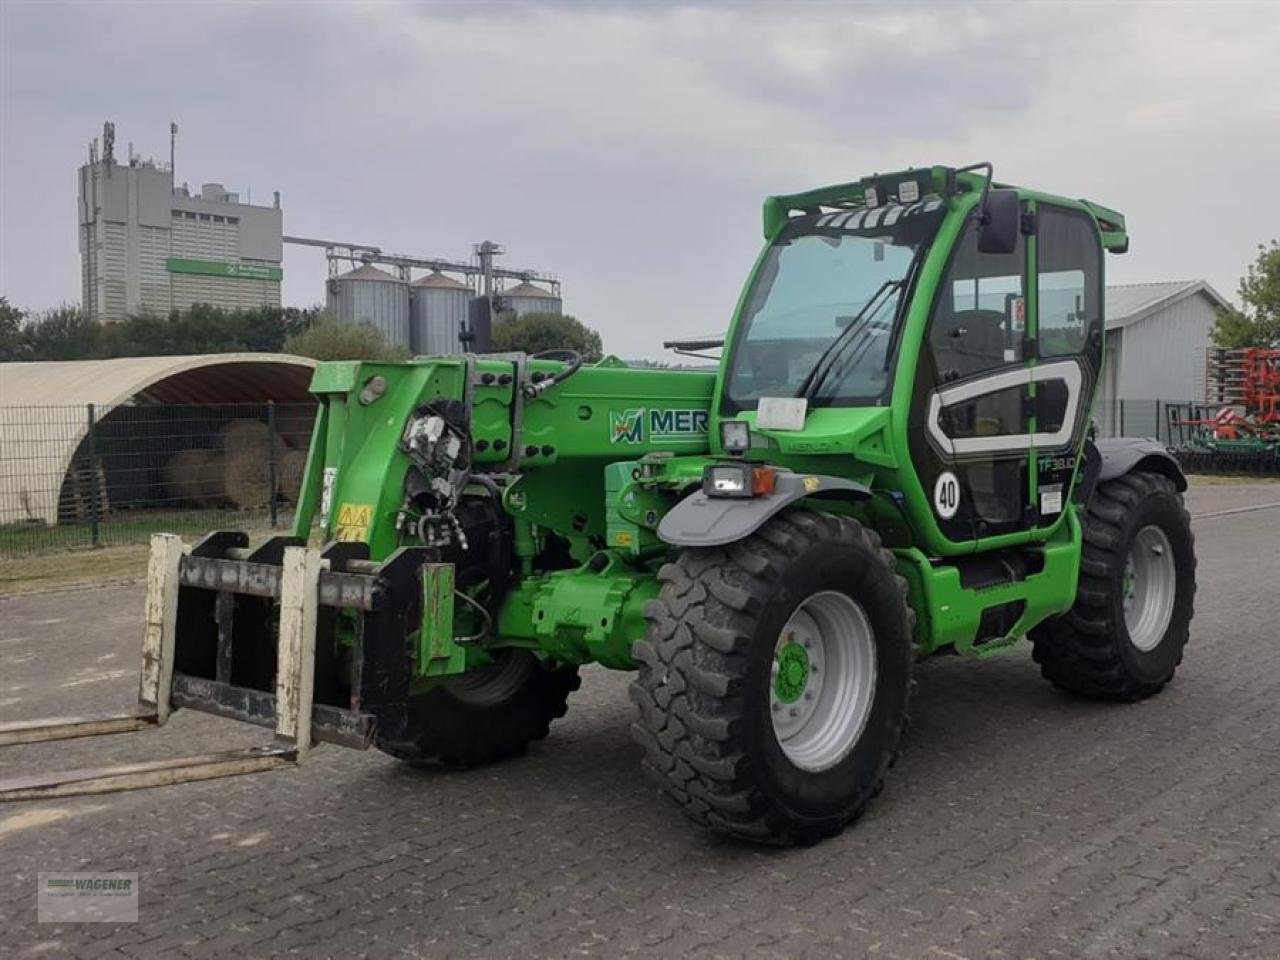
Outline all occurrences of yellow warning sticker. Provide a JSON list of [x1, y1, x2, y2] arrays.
[[334, 503, 373, 542], [803, 476, 821, 493]]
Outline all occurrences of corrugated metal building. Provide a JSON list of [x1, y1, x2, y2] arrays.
[[1099, 281, 1230, 410], [326, 264, 411, 348], [0, 354, 315, 525]]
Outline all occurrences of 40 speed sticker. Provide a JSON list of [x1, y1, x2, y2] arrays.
[[933, 471, 960, 520]]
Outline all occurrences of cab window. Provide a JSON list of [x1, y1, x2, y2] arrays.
[[1037, 207, 1102, 358], [928, 216, 1026, 383]]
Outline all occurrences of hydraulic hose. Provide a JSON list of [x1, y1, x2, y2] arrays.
[[523, 349, 583, 399]]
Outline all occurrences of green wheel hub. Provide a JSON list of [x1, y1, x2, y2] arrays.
[[773, 641, 810, 704]]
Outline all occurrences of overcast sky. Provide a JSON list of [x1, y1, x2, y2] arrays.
[[2, 1, 1277, 358]]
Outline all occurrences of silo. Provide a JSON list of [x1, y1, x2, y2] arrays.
[[326, 263, 411, 348], [498, 281, 562, 318], [409, 271, 470, 356]]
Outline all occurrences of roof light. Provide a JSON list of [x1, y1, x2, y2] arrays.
[[898, 180, 920, 203], [863, 185, 885, 209]]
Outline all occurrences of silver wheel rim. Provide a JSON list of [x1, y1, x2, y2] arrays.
[[770, 590, 877, 773], [1123, 525, 1176, 652]]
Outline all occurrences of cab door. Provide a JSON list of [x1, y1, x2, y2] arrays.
[[1026, 203, 1104, 525], [907, 205, 1035, 546]]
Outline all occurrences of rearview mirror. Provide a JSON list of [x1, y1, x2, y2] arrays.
[[977, 188, 1020, 255]]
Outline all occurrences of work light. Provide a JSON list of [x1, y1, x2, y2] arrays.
[[703, 463, 777, 499], [720, 419, 751, 456]]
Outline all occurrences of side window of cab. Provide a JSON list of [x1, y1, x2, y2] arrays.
[[1034, 206, 1103, 441], [927, 217, 1026, 388]]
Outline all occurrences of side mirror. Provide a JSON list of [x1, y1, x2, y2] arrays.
[[977, 189, 1020, 255]]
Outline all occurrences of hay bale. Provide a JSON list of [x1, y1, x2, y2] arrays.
[[165, 449, 224, 506], [222, 447, 273, 510], [276, 416, 316, 451], [279, 448, 308, 503], [217, 419, 273, 454]]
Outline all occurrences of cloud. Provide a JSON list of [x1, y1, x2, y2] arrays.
[[1, 2, 1278, 359]]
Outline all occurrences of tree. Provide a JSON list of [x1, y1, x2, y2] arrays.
[[490, 312, 603, 361], [20, 305, 102, 360], [1211, 240, 1280, 348], [282, 317, 411, 361], [0, 298, 26, 360]]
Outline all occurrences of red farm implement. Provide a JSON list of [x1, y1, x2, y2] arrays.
[[1168, 348, 1280, 474]]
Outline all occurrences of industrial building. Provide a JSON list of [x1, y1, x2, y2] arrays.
[[78, 122, 283, 322]]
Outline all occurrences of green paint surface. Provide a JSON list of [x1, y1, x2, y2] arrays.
[[774, 642, 810, 703]]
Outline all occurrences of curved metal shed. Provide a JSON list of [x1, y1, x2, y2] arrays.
[[0, 353, 316, 526]]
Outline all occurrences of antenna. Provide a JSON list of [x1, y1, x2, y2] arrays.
[[170, 121, 177, 193]]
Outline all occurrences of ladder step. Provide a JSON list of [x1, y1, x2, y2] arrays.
[[0, 746, 297, 801], [0, 712, 159, 747]]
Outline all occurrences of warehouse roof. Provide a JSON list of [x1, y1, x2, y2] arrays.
[[0, 353, 316, 526], [1105, 280, 1230, 330]]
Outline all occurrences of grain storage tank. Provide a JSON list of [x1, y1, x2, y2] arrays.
[[498, 281, 562, 318], [326, 263, 410, 348], [409, 271, 470, 356]]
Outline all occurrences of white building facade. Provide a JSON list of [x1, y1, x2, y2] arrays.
[[78, 139, 282, 322]]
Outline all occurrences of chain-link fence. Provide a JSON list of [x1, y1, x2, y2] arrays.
[[0, 403, 316, 558]]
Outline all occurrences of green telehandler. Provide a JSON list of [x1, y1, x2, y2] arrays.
[[1, 164, 1195, 845]]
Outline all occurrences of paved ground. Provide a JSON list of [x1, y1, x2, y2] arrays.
[[2, 480, 1279, 959]]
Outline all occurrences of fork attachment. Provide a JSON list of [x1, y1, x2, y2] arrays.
[[0, 531, 427, 800]]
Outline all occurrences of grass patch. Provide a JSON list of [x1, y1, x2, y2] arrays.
[[0, 512, 295, 596], [0, 509, 290, 558], [0, 543, 152, 596]]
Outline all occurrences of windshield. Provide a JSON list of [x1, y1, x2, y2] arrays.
[[724, 200, 944, 411]]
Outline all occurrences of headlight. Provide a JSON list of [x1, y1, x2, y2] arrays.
[[720, 419, 751, 456], [703, 462, 777, 499]]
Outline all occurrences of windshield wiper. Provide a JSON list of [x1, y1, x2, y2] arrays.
[[796, 280, 902, 401]]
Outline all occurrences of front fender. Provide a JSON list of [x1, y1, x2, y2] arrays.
[[1094, 437, 1187, 492], [656, 471, 871, 547]]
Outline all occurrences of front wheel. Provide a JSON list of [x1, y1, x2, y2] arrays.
[[376, 650, 580, 768], [629, 510, 914, 845], [1031, 470, 1196, 700]]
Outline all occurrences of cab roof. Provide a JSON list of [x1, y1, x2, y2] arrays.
[[763, 164, 1128, 254]]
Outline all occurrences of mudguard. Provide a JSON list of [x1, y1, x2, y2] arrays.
[[1093, 436, 1187, 492], [657, 471, 871, 547]]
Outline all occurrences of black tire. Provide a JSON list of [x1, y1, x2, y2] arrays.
[[376, 650, 580, 768], [1031, 470, 1196, 700], [629, 510, 914, 845]]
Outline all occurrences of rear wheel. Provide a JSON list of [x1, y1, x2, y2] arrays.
[[1031, 470, 1195, 700], [376, 650, 580, 768], [629, 510, 913, 845]]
